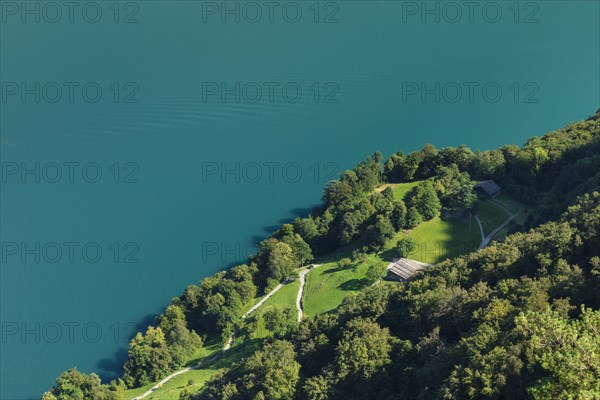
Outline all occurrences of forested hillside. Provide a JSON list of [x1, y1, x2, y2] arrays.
[[42, 110, 600, 400], [186, 112, 600, 399], [192, 190, 600, 399]]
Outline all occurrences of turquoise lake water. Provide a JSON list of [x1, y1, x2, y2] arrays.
[[1, 1, 598, 398]]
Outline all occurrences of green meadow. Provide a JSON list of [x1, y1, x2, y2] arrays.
[[303, 254, 386, 317]]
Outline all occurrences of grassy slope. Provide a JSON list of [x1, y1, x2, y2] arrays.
[[403, 189, 530, 264], [405, 216, 481, 264], [124, 341, 223, 399], [479, 191, 530, 241], [251, 279, 300, 338], [124, 339, 262, 400], [303, 254, 384, 317], [493, 192, 528, 215], [475, 199, 509, 236], [260, 279, 299, 311], [376, 181, 421, 201]]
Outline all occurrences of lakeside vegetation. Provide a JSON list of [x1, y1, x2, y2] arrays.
[[43, 110, 600, 400]]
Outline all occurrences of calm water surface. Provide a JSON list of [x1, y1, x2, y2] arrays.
[[1, 1, 598, 398]]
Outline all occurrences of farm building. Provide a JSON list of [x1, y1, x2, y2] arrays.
[[386, 258, 433, 281], [474, 180, 501, 198]]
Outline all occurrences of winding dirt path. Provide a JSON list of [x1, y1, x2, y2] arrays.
[[296, 264, 320, 322], [474, 215, 485, 245], [131, 353, 219, 400], [223, 279, 290, 351], [475, 203, 519, 250], [132, 278, 290, 399], [478, 213, 518, 249]]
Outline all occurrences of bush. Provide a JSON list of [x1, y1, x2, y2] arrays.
[[352, 250, 368, 264], [265, 278, 280, 292], [405, 180, 441, 220], [366, 264, 387, 283], [405, 207, 423, 229], [394, 237, 417, 258]]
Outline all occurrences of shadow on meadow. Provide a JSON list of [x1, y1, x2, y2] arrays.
[[338, 278, 370, 291]]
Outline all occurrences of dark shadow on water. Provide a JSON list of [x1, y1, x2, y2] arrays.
[[265, 205, 319, 233], [338, 278, 370, 291], [261, 225, 281, 235], [97, 348, 128, 382], [289, 206, 317, 218], [95, 313, 157, 381], [250, 234, 266, 243], [217, 258, 253, 271]]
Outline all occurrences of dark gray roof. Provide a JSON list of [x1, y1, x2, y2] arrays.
[[474, 180, 501, 197], [387, 258, 432, 280]]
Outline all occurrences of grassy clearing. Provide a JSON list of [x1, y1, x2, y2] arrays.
[[240, 279, 300, 339], [261, 279, 299, 311], [186, 340, 222, 366], [238, 293, 266, 316], [403, 216, 480, 264], [375, 181, 422, 201], [492, 192, 529, 215], [303, 254, 385, 317], [125, 340, 223, 399], [489, 192, 531, 240], [475, 200, 509, 237], [126, 383, 151, 399], [125, 368, 217, 400]]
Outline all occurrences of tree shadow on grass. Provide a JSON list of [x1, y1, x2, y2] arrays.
[[338, 278, 370, 291], [379, 248, 396, 262], [201, 338, 264, 370], [321, 265, 355, 275]]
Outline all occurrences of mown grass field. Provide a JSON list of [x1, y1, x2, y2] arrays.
[[303, 254, 385, 317], [260, 279, 299, 311], [404, 216, 481, 264], [125, 368, 218, 400], [475, 199, 509, 236], [488, 192, 530, 240], [492, 192, 529, 215], [248, 279, 300, 338], [376, 181, 422, 201]]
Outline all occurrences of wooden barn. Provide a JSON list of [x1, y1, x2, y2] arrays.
[[474, 180, 501, 198], [386, 258, 433, 281]]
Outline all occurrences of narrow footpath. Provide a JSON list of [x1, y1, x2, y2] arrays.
[[132, 278, 290, 400], [474, 203, 519, 250], [296, 264, 320, 322]]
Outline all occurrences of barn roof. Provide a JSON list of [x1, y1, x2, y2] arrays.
[[474, 180, 501, 197], [387, 258, 432, 280]]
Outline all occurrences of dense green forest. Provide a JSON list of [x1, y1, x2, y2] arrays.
[[42, 110, 600, 400]]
